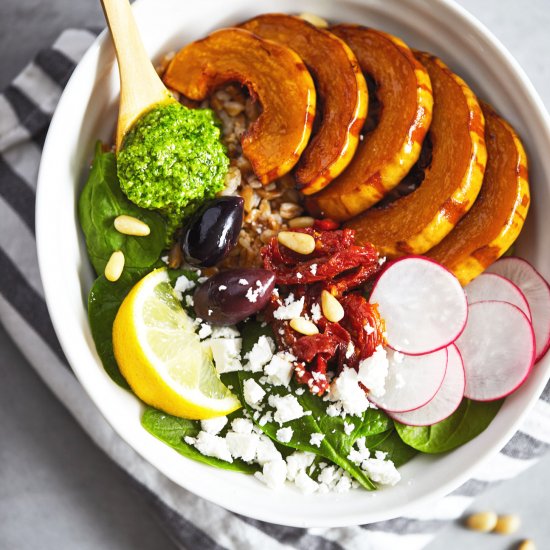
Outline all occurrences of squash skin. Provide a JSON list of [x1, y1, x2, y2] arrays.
[[428, 103, 530, 285], [306, 25, 433, 220], [163, 28, 316, 184], [345, 53, 487, 258], [240, 14, 368, 194]]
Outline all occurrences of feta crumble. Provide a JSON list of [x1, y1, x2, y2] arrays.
[[226, 432, 260, 462], [309, 263, 318, 275], [200, 416, 228, 435], [198, 323, 213, 340], [239, 278, 249, 285], [310, 303, 322, 322], [343, 421, 355, 435], [206, 338, 242, 373], [330, 367, 370, 416], [273, 294, 305, 320], [264, 352, 295, 386], [309, 433, 325, 447], [357, 345, 389, 398], [276, 427, 293, 443], [255, 459, 287, 489], [243, 378, 266, 407], [244, 336, 275, 372], [174, 274, 196, 293], [268, 394, 306, 424], [192, 432, 232, 463]]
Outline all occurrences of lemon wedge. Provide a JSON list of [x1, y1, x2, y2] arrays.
[[112, 268, 241, 419]]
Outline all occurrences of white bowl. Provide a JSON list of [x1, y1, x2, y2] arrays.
[[36, 0, 550, 527]]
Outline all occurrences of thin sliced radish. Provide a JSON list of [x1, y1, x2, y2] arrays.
[[486, 257, 550, 361], [456, 301, 535, 401], [369, 257, 468, 355], [465, 272, 531, 320], [389, 345, 465, 426], [367, 348, 448, 413]]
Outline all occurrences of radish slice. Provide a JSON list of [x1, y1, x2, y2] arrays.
[[369, 257, 468, 355], [465, 273, 531, 320], [456, 301, 535, 401], [486, 257, 550, 361], [368, 348, 448, 413], [389, 345, 465, 426]]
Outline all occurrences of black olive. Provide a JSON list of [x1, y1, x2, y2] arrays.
[[194, 268, 275, 325], [181, 196, 244, 267]]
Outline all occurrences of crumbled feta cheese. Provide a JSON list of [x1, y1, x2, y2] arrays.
[[231, 418, 254, 434], [161, 255, 169, 265], [239, 278, 249, 285], [294, 471, 319, 494], [296, 272, 303, 279], [273, 294, 305, 320], [193, 432, 232, 463], [174, 275, 196, 293], [264, 352, 295, 386], [197, 276, 208, 284], [226, 432, 260, 462], [326, 403, 342, 417], [256, 459, 287, 489], [185, 294, 194, 308], [243, 378, 266, 408], [310, 302, 322, 322], [334, 474, 352, 493], [244, 336, 275, 371], [357, 346, 389, 397], [345, 341, 355, 359], [295, 387, 305, 396], [218, 285, 227, 291], [330, 367, 370, 416], [258, 410, 272, 426], [268, 394, 305, 424], [211, 326, 240, 339], [200, 416, 228, 435], [276, 427, 293, 443], [343, 421, 355, 435], [245, 279, 271, 303], [198, 323, 213, 340], [286, 452, 315, 481], [361, 455, 401, 486], [206, 338, 242, 373], [378, 256, 387, 266], [309, 433, 325, 447], [309, 263, 318, 275], [364, 323, 375, 335], [255, 435, 283, 465]]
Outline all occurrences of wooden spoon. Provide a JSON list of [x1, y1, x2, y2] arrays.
[[100, 0, 175, 151]]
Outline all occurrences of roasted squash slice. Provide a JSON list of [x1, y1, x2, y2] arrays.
[[306, 25, 433, 220], [240, 14, 368, 194], [428, 103, 530, 285], [346, 53, 487, 257], [163, 28, 316, 183]]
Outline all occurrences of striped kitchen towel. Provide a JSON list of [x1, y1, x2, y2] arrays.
[[1, 29, 549, 550]]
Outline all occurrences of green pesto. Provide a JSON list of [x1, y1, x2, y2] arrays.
[[117, 102, 229, 239]]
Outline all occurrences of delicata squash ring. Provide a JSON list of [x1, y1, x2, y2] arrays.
[[346, 53, 487, 258], [163, 28, 316, 183], [306, 25, 433, 220], [428, 102, 530, 285], [240, 14, 368, 194]]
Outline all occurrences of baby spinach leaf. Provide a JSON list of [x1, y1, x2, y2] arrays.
[[363, 429, 418, 467], [88, 267, 149, 388], [141, 407, 258, 474], [394, 398, 503, 454], [79, 142, 167, 275]]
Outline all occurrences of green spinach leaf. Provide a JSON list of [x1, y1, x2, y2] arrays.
[[79, 142, 167, 275], [363, 429, 418, 467], [394, 398, 503, 454], [141, 407, 258, 474]]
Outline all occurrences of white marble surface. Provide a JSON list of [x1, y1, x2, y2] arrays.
[[1, 1, 549, 548]]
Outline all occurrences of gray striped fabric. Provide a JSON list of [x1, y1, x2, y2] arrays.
[[1, 29, 548, 550]]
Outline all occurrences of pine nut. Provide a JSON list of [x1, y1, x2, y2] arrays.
[[114, 215, 150, 236], [290, 317, 319, 336], [494, 514, 521, 534], [321, 290, 345, 322], [465, 511, 498, 532], [105, 251, 125, 282], [518, 540, 536, 550], [288, 216, 315, 229], [299, 12, 329, 28], [278, 231, 315, 255]]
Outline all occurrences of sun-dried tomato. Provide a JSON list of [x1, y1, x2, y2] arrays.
[[261, 228, 380, 294], [313, 218, 340, 231], [261, 228, 386, 395]]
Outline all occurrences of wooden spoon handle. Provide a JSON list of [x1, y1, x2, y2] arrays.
[[101, 0, 173, 150]]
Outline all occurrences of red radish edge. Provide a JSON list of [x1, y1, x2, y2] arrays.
[[465, 272, 532, 320], [367, 347, 448, 413], [487, 257, 550, 362], [456, 300, 536, 401], [369, 256, 468, 356], [389, 345, 465, 426]]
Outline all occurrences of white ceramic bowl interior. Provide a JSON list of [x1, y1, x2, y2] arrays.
[[36, 0, 550, 527]]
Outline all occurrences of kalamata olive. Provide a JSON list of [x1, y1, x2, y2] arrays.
[[181, 196, 244, 267], [194, 268, 275, 325]]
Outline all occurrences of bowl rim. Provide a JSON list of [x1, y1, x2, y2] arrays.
[[36, 0, 550, 527]]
